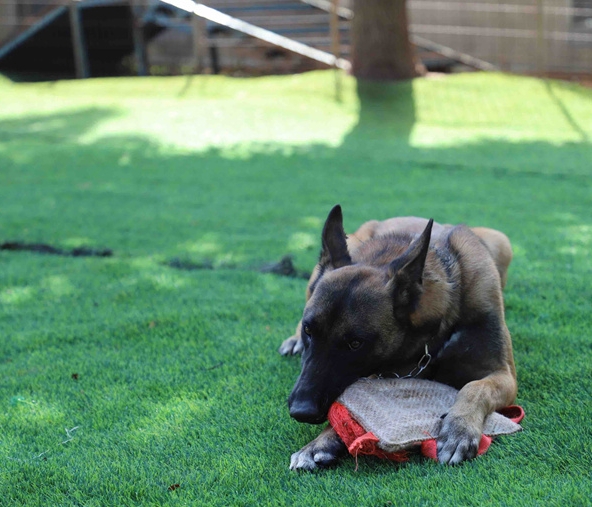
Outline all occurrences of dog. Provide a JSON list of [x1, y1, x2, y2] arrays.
[[280, 205, 517, 470]]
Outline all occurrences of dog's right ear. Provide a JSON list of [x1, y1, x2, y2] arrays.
[[387, 218, 433, 311], [319, 204, 352, 269]]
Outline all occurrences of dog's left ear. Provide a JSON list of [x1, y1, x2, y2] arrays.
[[319, 204, 352, 269], [387, 219, 434, 309]]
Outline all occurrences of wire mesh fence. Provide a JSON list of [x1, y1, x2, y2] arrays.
[[0, 0, 590, 78], [408, 0, 592, 75]]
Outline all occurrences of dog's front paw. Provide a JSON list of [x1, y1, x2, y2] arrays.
[[289, 428, 346, 471], [289, 443, 340, 471], [279, 335, 303, 356], [437, 414, 481, 465]]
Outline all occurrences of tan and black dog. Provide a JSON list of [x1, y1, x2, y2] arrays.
[[280, 205, 516, 470]]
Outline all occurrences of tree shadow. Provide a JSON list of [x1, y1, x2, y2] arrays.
[[0, 107, 121, 144], [347, 79, 417, 141], [1, 96, 589, 262]]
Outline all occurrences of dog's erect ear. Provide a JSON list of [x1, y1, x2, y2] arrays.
[[319, 204, 352, 269], [387, 219, 434, 308]]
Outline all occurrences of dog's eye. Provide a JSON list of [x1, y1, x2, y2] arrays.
[[303, 324, 311, 337], [348, 340, 362, 351]]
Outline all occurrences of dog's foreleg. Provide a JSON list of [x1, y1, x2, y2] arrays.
[[279, 320, 304, 355], [289, 426, 347, 471], [437, 369, 517, 464]]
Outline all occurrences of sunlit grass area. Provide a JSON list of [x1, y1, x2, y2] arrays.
[[1, 70, 591, 506]]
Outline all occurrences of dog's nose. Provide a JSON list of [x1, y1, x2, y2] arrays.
[[289, 399, 325, 424]]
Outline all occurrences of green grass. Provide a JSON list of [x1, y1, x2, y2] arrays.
[[1, 70, 591, 506]]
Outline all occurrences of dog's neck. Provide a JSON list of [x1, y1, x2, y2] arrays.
[[378, 328, 457, 380], [380, 245, 462, 379]]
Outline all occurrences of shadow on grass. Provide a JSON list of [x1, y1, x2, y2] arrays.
[[0, 107, 120, 143], [0, 86, 590, 262], [348, 79, 417, 140]]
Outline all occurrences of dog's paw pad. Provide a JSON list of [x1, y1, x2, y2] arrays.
[[437, 415, 480, 465], [279, 336, 303, 356], [293, 339, 304, 354], [437, 438, 479, 465], [289, 440, 342, 471], [313, 451, 339, 466], [289, 449, 317, 471]]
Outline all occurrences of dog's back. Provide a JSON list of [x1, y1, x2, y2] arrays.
[[349, 216, 512, 289]]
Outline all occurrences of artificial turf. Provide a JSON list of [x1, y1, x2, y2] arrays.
[[0, 70, 591, 506]]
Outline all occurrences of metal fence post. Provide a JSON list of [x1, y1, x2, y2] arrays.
[[330, 0, 342, 101], [536, 0, 547, 75], [130, 0, 149, 76], [192, 13, 209, 73], [69, 0, 90, 78]]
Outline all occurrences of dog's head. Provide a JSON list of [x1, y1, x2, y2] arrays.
[[288, 205, 434, 424]]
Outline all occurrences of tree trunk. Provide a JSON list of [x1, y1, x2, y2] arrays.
[[351, 0, 422, 81]]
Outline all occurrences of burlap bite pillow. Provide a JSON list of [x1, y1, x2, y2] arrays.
[[328, 378, 524, 463]]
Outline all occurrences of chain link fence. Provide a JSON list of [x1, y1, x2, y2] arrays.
[[1, 0, 591, 79], [408, 0, 592, 75]]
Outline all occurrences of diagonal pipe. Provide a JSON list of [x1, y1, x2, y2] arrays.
[[160, 0, 352, 71]]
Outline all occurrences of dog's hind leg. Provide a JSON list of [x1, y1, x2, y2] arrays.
[[471, 227, 513, 290], [289, 426, 347, 471]]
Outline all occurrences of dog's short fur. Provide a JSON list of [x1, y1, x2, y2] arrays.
[[280, 205, 517, 470]]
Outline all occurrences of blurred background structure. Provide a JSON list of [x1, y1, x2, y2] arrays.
[[0, 0, 591, 81]]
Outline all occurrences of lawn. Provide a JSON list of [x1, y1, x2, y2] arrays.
[[0, 70, 591, 506]]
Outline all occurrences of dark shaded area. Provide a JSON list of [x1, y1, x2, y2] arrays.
[[259, 255, 310, 279], [0, 4, 164, 80], [82, 5, 162, 77], [203, 362, 224, 371], [164, 258, 214, 271], [0, 242, 112, 258], [164, 255, 310, 279], [0, 6, 75, 80], [0, 107, 119, 143]]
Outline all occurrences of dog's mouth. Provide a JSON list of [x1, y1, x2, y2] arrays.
[[291, 413, 327, 425]]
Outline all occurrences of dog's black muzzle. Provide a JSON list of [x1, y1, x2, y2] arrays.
[[287, 367, 332, 424], [288, 358, 357, 424], [288, 396, 327, 425]]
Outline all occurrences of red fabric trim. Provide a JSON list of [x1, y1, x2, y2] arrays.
[[328, 401, 524, 463], [497, 404, 525, 423], [328, 402, 408, 462], [420, 439, 438, 460]]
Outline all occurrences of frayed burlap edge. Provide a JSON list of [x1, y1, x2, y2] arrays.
[[337, 378, 522, 453]]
